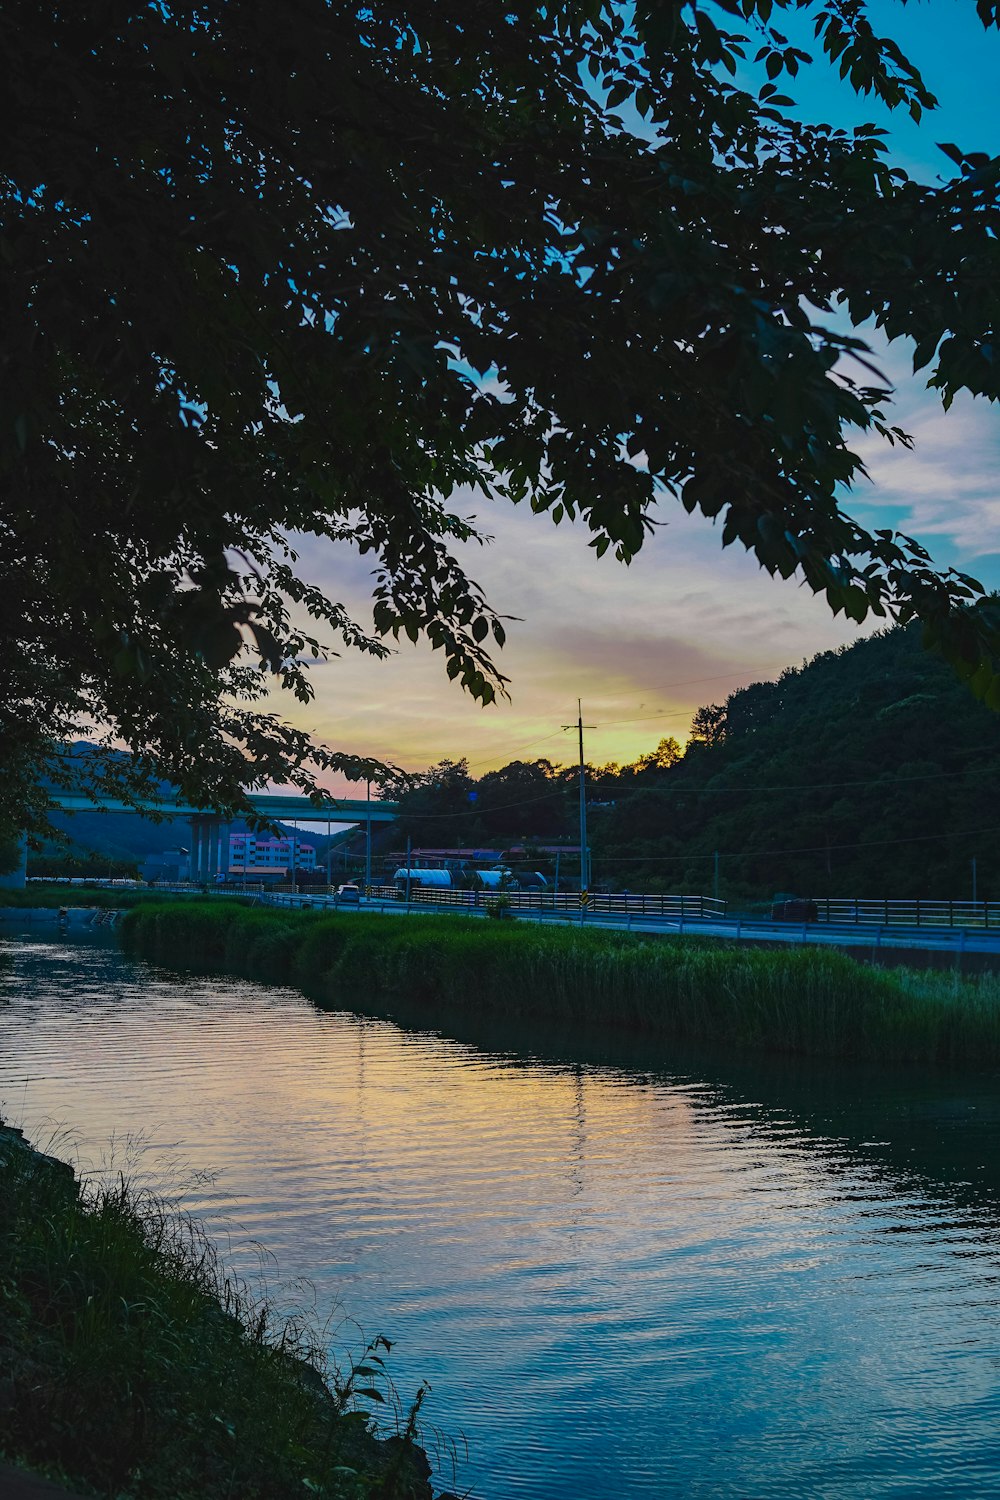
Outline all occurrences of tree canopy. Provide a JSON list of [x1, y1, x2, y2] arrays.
[[3, 0, 1000, 832]]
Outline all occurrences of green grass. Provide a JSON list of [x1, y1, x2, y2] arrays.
[[0, 1122, 440, 1500], [121, 902, 1000, 1066], [0, 884, 204, 910]]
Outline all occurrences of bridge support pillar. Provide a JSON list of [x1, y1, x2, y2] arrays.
[[189, 816, 228, 884], [189, 818, 205, 884]]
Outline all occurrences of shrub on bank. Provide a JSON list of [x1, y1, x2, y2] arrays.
[[0, 1122, 439, 1500], [121, 903, 1000, 1066]]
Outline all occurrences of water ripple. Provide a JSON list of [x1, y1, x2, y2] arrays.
[[3, 937, 1000, 1496]]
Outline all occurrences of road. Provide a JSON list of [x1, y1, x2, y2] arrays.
[[259, 893, 1000, 959]]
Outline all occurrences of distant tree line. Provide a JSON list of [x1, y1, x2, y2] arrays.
[[384, 739, 682, 857]]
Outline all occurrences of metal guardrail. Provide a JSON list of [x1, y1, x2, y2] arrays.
[[228, 890, 1000, 956], [143, 881, 997, 939], [811, 898, 1000, 929], [365, 887, 726, 919], [253, 889, 729, 928]]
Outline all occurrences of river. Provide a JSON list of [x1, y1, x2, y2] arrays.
[[2, 933, 1000, 1497]]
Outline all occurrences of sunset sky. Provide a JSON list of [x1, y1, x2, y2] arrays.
[[264, 0, 1000, 791]]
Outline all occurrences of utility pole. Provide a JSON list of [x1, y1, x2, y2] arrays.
[[563, 700, 595, 896]]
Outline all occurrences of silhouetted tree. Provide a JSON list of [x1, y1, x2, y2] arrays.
[[4, 2, 1000, 832]]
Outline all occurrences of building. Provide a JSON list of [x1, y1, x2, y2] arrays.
[[228, 834, 316, 877]]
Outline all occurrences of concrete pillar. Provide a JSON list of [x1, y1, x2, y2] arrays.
[[188, 817, 229, 883], [200, 815, 223, 881]]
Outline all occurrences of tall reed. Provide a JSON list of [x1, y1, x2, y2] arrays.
[[121, 903, 1000, 1066]]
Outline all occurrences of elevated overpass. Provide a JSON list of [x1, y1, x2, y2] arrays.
[[51, 792, 399, 823], [47, 791, 399, 884]]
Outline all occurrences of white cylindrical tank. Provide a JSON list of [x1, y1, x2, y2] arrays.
[[393, 867, 452, 888]]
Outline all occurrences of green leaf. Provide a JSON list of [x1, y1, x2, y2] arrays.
[[937, 141, 965, 167], [912, 334, 940, 373]]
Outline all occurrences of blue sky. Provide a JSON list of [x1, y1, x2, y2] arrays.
[[268, 1, 1000, 786], [775, 0, 1000, 175]]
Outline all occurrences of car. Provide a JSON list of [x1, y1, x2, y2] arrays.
[[335, 884, 361, 904]]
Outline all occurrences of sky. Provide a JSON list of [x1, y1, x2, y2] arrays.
[[263, 0, 1000, 793]]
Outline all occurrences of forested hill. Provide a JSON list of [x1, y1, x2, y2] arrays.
[[597, 625, 1000, 901]]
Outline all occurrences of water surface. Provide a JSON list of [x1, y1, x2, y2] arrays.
[[2, 936, 1000, 1497]]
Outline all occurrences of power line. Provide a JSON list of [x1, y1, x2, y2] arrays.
[[388, 751, 998, 821], [376, 664, 795, 768], [601, 758, 999, 796], [594, 710, 692, 727], [394, 786, 567, 820], [593, 663, 793, 704], [462, 728, 567, 770], [575, 665, 797, 729], [596, 823, 1000, 862], [395, 817, 997, 865]]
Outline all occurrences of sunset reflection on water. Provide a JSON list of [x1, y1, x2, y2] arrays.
[[3, 935, 1000, 1498]]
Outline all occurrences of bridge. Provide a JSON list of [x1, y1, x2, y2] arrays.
[[44, 791, 399, 884], [51, 792, 399, 823]]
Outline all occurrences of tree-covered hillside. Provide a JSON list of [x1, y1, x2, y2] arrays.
[[597, 626, 1000, 900]]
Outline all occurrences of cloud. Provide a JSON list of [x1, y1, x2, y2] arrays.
[[851, 393, 1000, 565], [254, 493, 878, 781], [250, 326, 999, 780]]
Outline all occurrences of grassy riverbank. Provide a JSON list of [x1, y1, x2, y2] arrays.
[[0, 1122, 441, 1500], [0, 884, 188, 910], [121, 902, 1000, 1066]]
